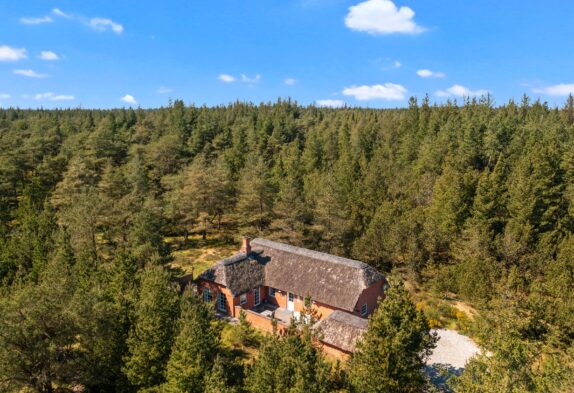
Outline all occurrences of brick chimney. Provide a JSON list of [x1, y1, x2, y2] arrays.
[[240, 236, 252, 255]]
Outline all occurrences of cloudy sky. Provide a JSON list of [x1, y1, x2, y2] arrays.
[[2, 0, 574, 108]]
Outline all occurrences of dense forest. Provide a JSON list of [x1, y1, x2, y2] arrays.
[[0, 96, 573, 392]]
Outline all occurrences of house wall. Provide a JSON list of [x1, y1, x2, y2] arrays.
[[197, 280, 237, 316], [319, 341, 352, 360], [198, 277, 387, 356], [234, 306, 289, 334], [351, 278, 387, 317], [197, 279, 269, 318], [235, 285, 268, 314], [266, 279, 387, 320], [265, 287, 344, 320]]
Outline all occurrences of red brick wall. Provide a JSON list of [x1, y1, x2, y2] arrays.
[[197, 280, 237, 316], [265, 282, 386, 320], [234, 305, 289, 334], [198, 280, 270, 318], [352, 278, 386, 317], [198, 278, 387, 356], [319, 341, 352, 360], [265, 287, 345, 319]]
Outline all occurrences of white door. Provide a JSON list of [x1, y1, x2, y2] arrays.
[[287, 292, 295, 311]]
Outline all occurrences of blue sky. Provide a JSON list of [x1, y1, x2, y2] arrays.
[[2, 0, 574, 109]]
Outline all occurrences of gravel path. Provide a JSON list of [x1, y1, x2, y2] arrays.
[[425, 329, 481, 392], [427, 329, 480, 369]]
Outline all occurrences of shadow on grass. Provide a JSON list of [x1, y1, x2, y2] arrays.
[[424, 363, 464, 393]]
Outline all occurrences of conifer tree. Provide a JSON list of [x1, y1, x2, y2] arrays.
[[204, 355, 238, 393], [123, 266, 179, 389], [164, 289, 220, 393], [247, 319, 332, 393], [349, 281, 437, 393], [236, 155, 275, 232], [0, 246, 77, 393]]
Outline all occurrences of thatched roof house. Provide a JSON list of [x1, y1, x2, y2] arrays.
[[198, 237, 384, 312], [197, 237, 386, 357]]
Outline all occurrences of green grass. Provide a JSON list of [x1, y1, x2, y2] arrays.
[[165, 234, 238, 276], [405, 279, 478, 335]]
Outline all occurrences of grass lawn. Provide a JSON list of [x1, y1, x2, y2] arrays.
[[165, 233, 239, 276], [405, 279, 478, 336]]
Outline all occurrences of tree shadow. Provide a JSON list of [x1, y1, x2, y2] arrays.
[[425, 363, 464, 393]]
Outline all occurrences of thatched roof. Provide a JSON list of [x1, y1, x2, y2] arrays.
[[315, 310, 368, 353], [198, 253, 265, 296], [252, 238, 383, 311], [199, 238, 384, 311]]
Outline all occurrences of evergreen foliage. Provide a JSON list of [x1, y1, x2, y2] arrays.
[[348, 281, 437, 393], [123, 266, 179, 389], [0, 98, 573, 391]]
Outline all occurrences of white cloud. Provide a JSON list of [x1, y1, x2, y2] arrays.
[[219, 73, 262, 85], [157, 86, 173, 94], [345, 0, 425, 35], [284, 78, 298, 86], [39, 51, 59, 61], [14, 69, 49, 78], [34, 92, 74, 101], [393, 60, 401, 68], [20, 16, 53, 25], [0, 93, 11, 100], [342, 83, 407, 101], [316, 99, 346, 108], [218, 74, 236, 83], [532, 83, 574, 96], [89, 18, 124, 34], [417, 69, 445, 78], [436, 84, 488, 98], [121, 94, 137, 105], [241, 74, 261, 84], [52, 8, 73, 18], [0, 46, 27, 62], [52, 8, 124, 34]]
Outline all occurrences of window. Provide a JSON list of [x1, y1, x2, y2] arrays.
[[203, 287, 212, 303], [217, 292, 227, 313], [240, 293, 247, 305], [288, 292, 294, 303], [361, 303, 368, 317], [254, 287, 260, 306], [269, 287, 276, 297]]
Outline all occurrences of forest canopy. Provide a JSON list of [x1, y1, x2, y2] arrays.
[[0, 96, 573, 392]]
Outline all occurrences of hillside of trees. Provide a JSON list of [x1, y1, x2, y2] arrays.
[[0, 96, 573, 392]]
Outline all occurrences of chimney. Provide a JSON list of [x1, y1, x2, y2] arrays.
[[240, 236, 252, 255]]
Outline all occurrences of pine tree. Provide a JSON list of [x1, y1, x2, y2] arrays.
[[236, 155, 275, 233], [123, 266, 179, 389], [424, 162, 476, 260], [246, 321, 332, 393], [348, 281, 437, 393], [204, 355, 238, 393], [0, 248, 77, 393], [164, 289, 220, 393]]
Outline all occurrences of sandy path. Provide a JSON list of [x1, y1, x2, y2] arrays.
[[427, 329, 480, 369]]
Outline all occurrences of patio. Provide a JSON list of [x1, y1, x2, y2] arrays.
[[251, 303, 296, 325]]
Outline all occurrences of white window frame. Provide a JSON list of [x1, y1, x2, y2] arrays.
[[288, 292, 294, 303], [217, 292, 227, 312], [254, 287, 260, 306], [240, 293, 247, 305], [203, 287, 212, 302], [361, 303, 368, 317], [269, 287, 276, 297]]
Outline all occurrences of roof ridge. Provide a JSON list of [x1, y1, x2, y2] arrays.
[[250, 238, 373, 271]]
